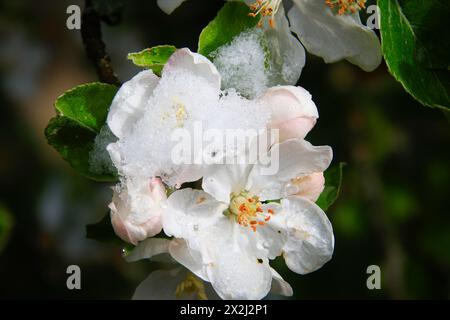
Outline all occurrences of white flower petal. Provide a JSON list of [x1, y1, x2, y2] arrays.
[[202, 164, 253, 203], [288, 0, 382, 71], [205, 232, 273, 300], [275, 116, 317, 143], [133, 267, 220, 300], [247, 139, 333, 200], [281, 196, 334, 274], [164, 164, 204, 189], [163, 48, 221, 91], [109, 208, 141, 246], [163, 188, 226, 240], [133, 268, 184, 300], [266, 6, 306, 85], [292, 172, 325, 202], [126, 238, 170, 262], [156, 0, 187, 14], [107, 70, 159, 139], [270, 268, 293, 297], [255, 202, 287, 259], [167, 213, 273, 300], [168, 238, 208, 281]]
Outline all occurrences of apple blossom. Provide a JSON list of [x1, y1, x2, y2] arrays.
[[161, 138, 334, 299], [258, 85, 325, 202], [248, 0, 381, 71], [106, 48, 270, 188], [159, 0, 381, 75]]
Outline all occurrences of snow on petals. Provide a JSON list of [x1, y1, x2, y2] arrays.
[[106, 48, 269, 188]]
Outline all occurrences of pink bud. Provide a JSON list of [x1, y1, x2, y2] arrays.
[[109, 178, 167, 245], [260, 86, 319, 142]]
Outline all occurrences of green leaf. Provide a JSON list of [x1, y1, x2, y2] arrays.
[[316, 162, 346, 211], [45, 117, 116, 181], [54, 83, 118, 132], [127, 45, 177, 76], [198, 2, 259, 59], [46, 83, 118, 181], [379, 0, 450, 110], [0, 205, 13, 253]]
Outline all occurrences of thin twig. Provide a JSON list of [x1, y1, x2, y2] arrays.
[[81, 0, 121, 86]]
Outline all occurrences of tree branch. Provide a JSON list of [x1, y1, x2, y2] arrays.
[[81, 0, 121, 86]]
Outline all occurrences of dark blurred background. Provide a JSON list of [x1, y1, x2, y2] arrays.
[[0, 0, 449, 299]]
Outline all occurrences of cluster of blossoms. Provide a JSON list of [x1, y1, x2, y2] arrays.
[[161, 0, 381, 74], [101, 0, 381, 300], [106, 48, 333, 299]]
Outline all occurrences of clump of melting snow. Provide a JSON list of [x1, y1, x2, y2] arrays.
[[211, 88, 270, 131], [212, 27, 305, 99], [209, 88, 271, 161], [113, 68, 217, 181], [212, 28, 269, 99], [89, 125, 117, 175]]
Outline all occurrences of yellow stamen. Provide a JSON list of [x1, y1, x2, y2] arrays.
[[248, 0, 282, 29], [175, 272, 207, 300], [226, 190, 275, 232], [325, 0, 366, 15], [175, 103, 187, 127]]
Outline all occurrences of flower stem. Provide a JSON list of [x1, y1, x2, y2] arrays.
[[81, 0, 121, 86]]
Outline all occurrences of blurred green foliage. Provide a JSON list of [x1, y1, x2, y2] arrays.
[[0, 205, 13, 253]]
